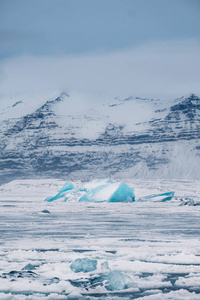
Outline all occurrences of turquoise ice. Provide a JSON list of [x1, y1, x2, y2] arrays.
[[70, 258, 97, 273], [44, 181, 74, 202], [44, 180, 135, 203], [59, 181, 74, 193]]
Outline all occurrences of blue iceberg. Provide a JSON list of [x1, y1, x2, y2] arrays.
[[70, 258, 97, 273], [138, 191, 175, 202], [44, 180, 135, 203], [105, 270, 136, 291], [79, 182, 135, 203]]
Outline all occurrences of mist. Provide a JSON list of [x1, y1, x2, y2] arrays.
[[0, 39, 200, 106]]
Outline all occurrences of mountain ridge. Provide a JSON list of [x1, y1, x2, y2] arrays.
[[0, 93, 200, 183]]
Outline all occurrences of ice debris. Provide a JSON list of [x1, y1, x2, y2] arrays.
[[70, 258, 97, 273], [138, 191, 175, 202], [179, 197, 200, 206], [45, 180, 135, 203], [105, 270, 137, 291]]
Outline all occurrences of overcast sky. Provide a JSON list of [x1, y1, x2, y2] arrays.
[[0, 0, 200, 101]]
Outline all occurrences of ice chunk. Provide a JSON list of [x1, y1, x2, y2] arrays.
[[41, 209, 50, 214], [105, 270, 136, 291], [180, 198, 195, 206], [79, 182, 135, 203], [70, 258, 97, 273], [22, 263, 36, 271], [109, 182, 135, 203], [68, 292, 83, 299], [179, 197, 200, 206], [139, 191, 175, 202]]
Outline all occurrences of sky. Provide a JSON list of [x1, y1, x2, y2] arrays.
[[0, 0, 200, 102]]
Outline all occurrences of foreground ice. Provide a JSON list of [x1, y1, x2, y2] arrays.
[[0, 178, 200, 299]]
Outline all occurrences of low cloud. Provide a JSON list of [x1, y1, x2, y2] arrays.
[[0, 39, 200, 104]]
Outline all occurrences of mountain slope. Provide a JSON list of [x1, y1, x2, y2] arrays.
[[0, 93, 200, 183]]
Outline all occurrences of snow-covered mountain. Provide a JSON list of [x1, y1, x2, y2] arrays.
[[0, 93, 200, 183]]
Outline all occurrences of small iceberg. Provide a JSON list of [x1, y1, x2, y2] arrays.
[[70, 258, 97, 273], [105, 270, 137, 291], [138, 191, 175, 202]]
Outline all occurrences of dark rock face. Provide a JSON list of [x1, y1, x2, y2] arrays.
[[0, 94, 200, 183]]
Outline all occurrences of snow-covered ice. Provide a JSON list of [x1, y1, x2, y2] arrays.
[[0, 179, 200, 299]]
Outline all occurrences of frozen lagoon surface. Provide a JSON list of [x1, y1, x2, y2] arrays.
[[0, 179, 200, 300]]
